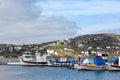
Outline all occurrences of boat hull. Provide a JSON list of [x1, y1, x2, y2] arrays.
[[21, 60, 48, 66], [77, 64, 105, 71], [107, 65, 120, 71]]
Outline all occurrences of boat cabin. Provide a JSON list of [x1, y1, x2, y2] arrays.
[[21, 54, 33, 61], [98, 52, 108, 61], [35, 51, 47, 62], [59, 56, 68, 62]]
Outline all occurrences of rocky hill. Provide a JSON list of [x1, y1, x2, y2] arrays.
[[68, 33, 120, 51]]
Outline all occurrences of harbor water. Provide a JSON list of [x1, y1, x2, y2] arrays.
[[0, 65, 120, 80]]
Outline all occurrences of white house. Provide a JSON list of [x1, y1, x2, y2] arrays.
[[47, 49, 59, 56]]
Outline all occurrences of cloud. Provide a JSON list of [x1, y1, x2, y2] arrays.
[[1, 16, 77, 43], [37, 0, 120, 36], [38, 0, 120, 16], [0, 0, 78, 44], [2, 0, 120, 44], [0, 0, 39, 21]]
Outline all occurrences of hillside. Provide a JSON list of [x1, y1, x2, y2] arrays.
[[0, 33, 120, 57], [46, 33, 120, 57], [68, 33, 120, 51]]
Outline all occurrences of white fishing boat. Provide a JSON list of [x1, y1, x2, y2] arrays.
[[107, 57, 120, 71], [20, 51, 52, 66], [20, 51, 49, 66]]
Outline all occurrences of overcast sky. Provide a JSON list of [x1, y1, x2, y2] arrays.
[[0, 0, 120, 44]]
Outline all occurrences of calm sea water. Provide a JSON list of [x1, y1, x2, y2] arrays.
[[0, 65, 120, 80]]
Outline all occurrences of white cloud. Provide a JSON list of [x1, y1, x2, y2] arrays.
[[37, 0, 120, 36], [0, 0, 78, 44], [1, 0, 119, 44], [38, 0, 120, 16]]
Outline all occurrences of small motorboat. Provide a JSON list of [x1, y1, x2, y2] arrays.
[[51, 56, 73, 67]]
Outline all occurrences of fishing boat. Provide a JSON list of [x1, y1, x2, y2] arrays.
[[77, 56, 106, 71], [107, 57, 120, 71], [77, 64, 105, 71], [20, 51, 50, 66], [51, 56, 73, 67]]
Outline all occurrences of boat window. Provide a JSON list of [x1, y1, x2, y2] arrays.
[[25, 56, 31, 58]]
